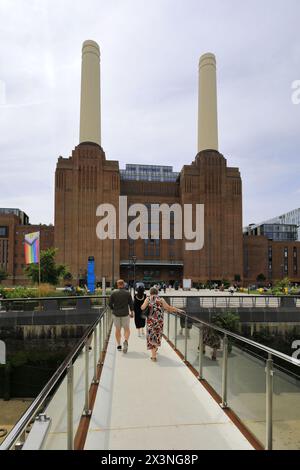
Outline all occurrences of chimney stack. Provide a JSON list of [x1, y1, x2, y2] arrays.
[[79, 40, 101, 146], [197, 53, 218, 152]]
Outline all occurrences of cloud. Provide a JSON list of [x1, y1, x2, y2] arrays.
[[0, 0, 299, 226]]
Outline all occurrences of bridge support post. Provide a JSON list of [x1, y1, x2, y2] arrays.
[[67, 363, 74, 450], [220, 335, 228, 409], [266, 354, 273, 450], [198, 326, 204, 380]]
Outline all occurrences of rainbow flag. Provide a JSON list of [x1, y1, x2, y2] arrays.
[[24, 232, 40, 264]]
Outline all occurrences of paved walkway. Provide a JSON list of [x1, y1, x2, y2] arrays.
[[84, 318, 253, 450]]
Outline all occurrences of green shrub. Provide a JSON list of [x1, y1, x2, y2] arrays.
[[212, 311, 240, 332]]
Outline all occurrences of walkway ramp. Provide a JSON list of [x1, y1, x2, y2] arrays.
[[84, 319, 253, 450]]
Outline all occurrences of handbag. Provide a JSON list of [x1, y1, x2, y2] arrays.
[[141, 296, 151, 318], [143, 304, 150, 318]]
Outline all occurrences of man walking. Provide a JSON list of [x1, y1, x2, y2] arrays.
[[109, 279, 134, 353]]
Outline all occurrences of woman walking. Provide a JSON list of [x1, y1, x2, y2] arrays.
[[133, 284, 147, 336], [141, 287, 185, 361]]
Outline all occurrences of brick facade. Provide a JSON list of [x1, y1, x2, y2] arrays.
[[243, 235, 300, 284], [0, 212, 54, 286], [54, 144, 243, 285]]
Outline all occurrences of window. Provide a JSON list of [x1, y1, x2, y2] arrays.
[[0, 226, 8, 238], [268, 246, 272, 260], [294, 247, 298, 274], [129, 238, 135, 257], [144, 239, 160, 257], [284, 247, 288, 274]]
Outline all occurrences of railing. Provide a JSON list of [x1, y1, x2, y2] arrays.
[[0, 295, 109, 313], [161, 295, 300, 310], [163, 310, 300, 450], [2, 293, 300, 450], [1, 294, 300, 313], [0, 305, 113, 450]]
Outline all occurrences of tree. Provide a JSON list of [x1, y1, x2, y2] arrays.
[[273, 277, 290, 294], [25, 248, 68, 285], [0, 268, 8, 284]]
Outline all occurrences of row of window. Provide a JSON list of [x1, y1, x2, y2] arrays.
[[268, 246, 298, 274], [128, 238, 177, 258]]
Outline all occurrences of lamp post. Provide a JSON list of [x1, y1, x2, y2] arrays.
[[112, 238, 115, 290], [132, 255, 137, 290]]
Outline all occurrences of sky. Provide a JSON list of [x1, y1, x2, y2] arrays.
[[0, 0, 299, 226]]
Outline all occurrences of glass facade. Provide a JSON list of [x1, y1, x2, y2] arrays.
[[120, 164, 179, 182], [245, 223, 298, 241], [263, 208, 300, 240]]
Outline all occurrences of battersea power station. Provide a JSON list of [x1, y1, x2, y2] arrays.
[[1, 40, 300, 286], [54, 40, 242, 286]]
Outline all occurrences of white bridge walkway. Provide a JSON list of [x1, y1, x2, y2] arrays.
[[84, 318, 253, 450]]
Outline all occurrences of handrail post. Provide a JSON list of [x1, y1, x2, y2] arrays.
[[184, 315, 188, 362], [220, 335, 228, 409], [198, 325, 204, 380], [98, 318, 102, 364], [67, 363, 74, 450], [174, 315, 178, 349], [82, 342, 91, 416], [105, 308, 108, 338], [93, 327, 99, 384], [102, 314, 105, 352], [266, 353, 273, 450]]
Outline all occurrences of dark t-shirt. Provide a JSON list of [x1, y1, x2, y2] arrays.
[[109, 289, 134, 317]]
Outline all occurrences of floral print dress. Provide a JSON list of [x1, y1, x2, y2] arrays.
[[146, 296, 164, 350]]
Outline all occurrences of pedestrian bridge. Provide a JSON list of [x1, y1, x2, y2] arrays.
[[1, 299, 300, 451]]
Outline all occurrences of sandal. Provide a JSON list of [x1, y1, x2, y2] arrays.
[[151, 357, 157, 362]]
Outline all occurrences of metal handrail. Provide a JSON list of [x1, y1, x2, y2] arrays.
[[0, 294, 299, 303], [0, 306, 109, 450], [164, 307, 300, 450], [2, 293, 299, 451], [167, 310, 300, 367], [0, 295, 110, 303]]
